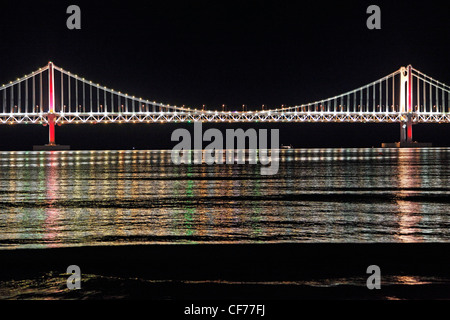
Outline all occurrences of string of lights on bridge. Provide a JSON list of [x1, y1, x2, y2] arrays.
[[0, 62, 449, 126]]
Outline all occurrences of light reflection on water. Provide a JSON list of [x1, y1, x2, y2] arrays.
[[0, 148, 450, 249]]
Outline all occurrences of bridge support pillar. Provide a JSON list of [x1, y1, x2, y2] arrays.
[[48, 114, 56, 146], [383, 119, 430, 147], [400, 116, 413, 144]]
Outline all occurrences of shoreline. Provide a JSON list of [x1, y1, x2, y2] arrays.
[[1, 243, 450, 300]]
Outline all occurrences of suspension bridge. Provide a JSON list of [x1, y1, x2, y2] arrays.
[[0, 62, 449, 150]]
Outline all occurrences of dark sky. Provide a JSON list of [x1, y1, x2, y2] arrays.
[[0, 0, 448, 150]]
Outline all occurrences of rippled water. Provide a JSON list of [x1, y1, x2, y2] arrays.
[[1, 148, 450, 249]]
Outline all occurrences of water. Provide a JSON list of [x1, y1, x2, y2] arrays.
[[1, 148, 450, 249], [2, 148, 450, 300]]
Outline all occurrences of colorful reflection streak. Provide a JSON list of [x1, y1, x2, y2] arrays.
[[394, 149, 424, 242], [0, 148, 449, 249]]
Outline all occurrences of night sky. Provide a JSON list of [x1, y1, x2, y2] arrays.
[[0, 0, 448, 150]]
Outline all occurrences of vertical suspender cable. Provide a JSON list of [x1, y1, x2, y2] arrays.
[[61, 72, 64, 113], [18, 82, 21, 113], [68, 75, 71, 113], [103, 88, 107, 113], [3, 89, 6, 114], [416, 75, 419, 112], [25, 78, 28, 114], [436, 82, 438, 113], [90, 83, 93, 113], [442, 86, 445, 112], [379, 81, 381, 112], [97, 86, 100, 113], [83, 81, 86, 113], [373, 83, 376, 112], [360, 88, 362, 112], [423, 77, 426, 113], [429, 82, 432, 113], [75, 78, 78, 112], [104, 88, 107, 114], [111, 91, 114, 113], [40, 72, 43, 113], [11, 86, 14, 113], [366, 86, 369, 112], [346, 94, 349, 113], [385, 77, 388, 112], [32, 75, 35, 113], [392, 74, 395, 111]]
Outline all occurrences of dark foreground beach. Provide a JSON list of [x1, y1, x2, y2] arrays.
[[1, 243, 450, 300]]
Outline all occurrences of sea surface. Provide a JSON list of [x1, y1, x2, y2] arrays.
[[1, 148, 450, 248], [1, 148, 450, 300]]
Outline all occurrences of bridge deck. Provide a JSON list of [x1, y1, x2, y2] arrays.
[[0, 112, 449, 124]]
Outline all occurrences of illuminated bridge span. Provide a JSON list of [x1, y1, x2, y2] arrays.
[[0, 62, 449, 148]]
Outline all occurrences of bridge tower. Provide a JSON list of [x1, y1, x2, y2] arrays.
[[48, 61, 56, 146], [382, 65, 431, 148], [399, 65, 413, 144], [32, 62, 70, 151]]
